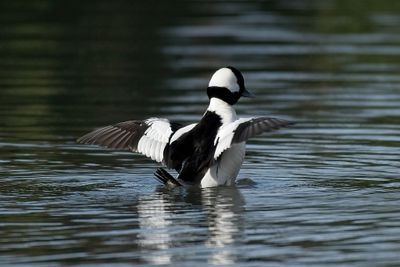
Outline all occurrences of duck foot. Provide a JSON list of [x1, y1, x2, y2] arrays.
[[154, 168, 182, 187]]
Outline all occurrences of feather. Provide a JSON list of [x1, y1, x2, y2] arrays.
[[77, 118, 182, 164], [214, 117, 294, 159]]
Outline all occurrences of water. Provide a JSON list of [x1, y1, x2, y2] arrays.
[[1, 0, 400, 266]]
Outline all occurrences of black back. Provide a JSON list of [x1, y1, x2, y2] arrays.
[[164, 111, 222, 183]]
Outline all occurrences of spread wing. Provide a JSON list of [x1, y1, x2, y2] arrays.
[[214, 117, 294, 159], [77, 118, 181, 164]]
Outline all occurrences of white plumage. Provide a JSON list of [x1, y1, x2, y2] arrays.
[[201, 142, 246, 187], [213, 118, 249, 159], [208, 68, 240, 93], [137, 118, 173, 163]]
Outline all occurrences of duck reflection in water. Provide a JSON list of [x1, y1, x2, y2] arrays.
[[136, 186, 245, 265]]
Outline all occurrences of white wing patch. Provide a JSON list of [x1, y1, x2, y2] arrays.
[[137, 118, 174, 163], [214, 118, 250, 159], [77, 117, 179, 164], [214, 117, 294, 159]]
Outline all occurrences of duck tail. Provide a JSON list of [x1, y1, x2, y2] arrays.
[[154, 168, 182, 187]]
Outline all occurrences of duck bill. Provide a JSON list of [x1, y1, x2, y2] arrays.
[[241, 88, 254, 98]]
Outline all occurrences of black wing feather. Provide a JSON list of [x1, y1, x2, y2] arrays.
[[232, 117, 294, 144], [77, 120, 147, 151]]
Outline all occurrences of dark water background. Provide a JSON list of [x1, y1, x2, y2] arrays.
[[1, 1, 400, 266]]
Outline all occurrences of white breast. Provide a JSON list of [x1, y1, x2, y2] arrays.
[[207, 98, 237, 125]]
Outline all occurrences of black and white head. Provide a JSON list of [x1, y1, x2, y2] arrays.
[[207, 66, 253, 105]]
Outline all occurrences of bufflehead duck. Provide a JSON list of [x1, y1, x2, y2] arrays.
[[77, 67, 294, 188]]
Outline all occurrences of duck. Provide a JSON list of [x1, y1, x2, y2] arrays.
[[77, 67, 294, 187]]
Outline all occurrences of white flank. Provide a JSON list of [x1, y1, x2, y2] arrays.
[[201, 142, 246, 188]]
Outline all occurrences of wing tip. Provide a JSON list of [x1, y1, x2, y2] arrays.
[[285, 120, 296, 127], [76, 135, 90, 144], [76, 135, 87, 144]]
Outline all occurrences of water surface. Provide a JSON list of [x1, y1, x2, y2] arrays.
[[1, 1, 400, 266]]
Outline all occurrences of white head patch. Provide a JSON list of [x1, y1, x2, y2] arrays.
[[208, 68, 240, 93]]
